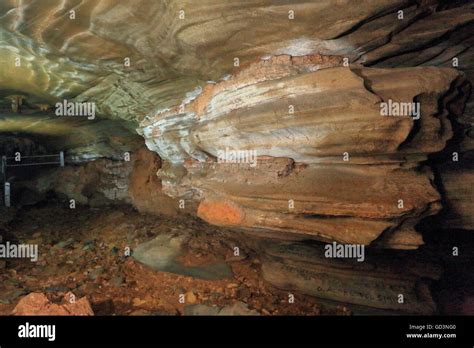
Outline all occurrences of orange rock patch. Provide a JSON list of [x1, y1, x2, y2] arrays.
[[197, 199, 245, 226], [12, 292, 94, 316]]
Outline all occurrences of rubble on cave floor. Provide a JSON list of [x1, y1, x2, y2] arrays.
[[0, 204, 335, 316]]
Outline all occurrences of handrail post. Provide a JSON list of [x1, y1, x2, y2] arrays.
[[59, 151, 65, 167], [4, 182, 10, 207]]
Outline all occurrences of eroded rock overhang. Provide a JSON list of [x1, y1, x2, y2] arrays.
[[138, 55, 470, 249]]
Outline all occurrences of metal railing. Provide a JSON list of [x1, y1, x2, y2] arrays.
[[1, 151, 65, 207]]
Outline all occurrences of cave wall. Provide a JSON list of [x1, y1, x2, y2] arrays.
[[0, 0, 471, 247], [138, 57, 470, 249], [0, 0, 473, 314], [17, 146, 179, 217], [0, 0, 471, 246]]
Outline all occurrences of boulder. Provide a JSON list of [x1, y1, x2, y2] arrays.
[[12, 292, 94, 316]]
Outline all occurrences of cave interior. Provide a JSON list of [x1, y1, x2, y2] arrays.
[[0, 0, 473, 316]]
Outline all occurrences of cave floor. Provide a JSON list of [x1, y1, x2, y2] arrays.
[[0, 205, 344, 316]]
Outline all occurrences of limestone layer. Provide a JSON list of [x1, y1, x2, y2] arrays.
[[259, 240, 441, 314], [139, 57, 468, 249]]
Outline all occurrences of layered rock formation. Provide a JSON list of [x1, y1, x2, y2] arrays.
[[1, 0, 472, 126], [139, 56, 469, 249], [0, 0, 473, 314], [259, 240, 441, 314]]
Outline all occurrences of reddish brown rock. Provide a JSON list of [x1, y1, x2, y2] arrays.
[[128, 147, 179, 216], [12, 293, 94, 316], [197, 199, 246, 226], [139, 57, 468, 249]]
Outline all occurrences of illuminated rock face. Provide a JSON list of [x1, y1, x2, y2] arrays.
[[0, 0, 472, 248], [0, 0, 472, 315], [1, 1, 472, 123], [139, 57, 468, 249]]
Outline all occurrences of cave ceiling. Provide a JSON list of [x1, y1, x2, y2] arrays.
[[0, 0, 472, 159]]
